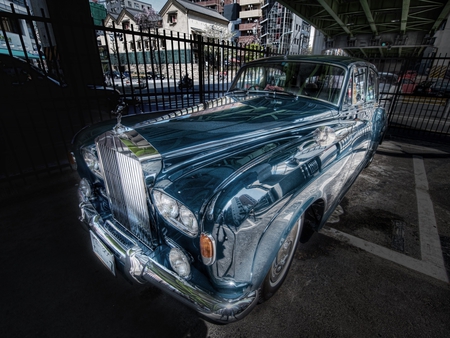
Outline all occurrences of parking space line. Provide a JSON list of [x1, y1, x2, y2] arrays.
[[320, 227, 449, 283], [319, 155, 449, 284], [413, 156, 447, 269]]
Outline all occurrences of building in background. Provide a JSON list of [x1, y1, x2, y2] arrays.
[[105, 0, 154, 14], [190, 0, 312, 53], [159, 0, 229, 64], [236, 0, 262, 44], [222, 1, 241, 43], [260, 2, 311, 55], [190, 0, 235, 16], [0, 0, 40, 59], [159, 0, 228, 38]]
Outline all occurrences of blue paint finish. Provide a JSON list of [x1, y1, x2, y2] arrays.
[[73, 55, 387, 322]]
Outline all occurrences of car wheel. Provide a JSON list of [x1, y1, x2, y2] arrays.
[[259, 214, 303, 303]]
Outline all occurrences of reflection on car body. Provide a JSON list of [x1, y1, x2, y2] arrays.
[[72, 55, 387, 323]]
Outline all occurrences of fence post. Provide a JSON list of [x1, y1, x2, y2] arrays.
[[198, 35, 205, 104], [444, 98, 450, 120]]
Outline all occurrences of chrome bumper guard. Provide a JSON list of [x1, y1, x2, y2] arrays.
[[78, 190, 259, 323]]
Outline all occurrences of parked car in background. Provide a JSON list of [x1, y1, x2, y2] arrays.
[[398, 78, 417, 93], [399, 70, 417, 81], [378, 73, 417, 98], [224, 57, 241, 67], [414, 79, 450, 97], [72, 55, 386, 323], [378, 72, 399, 99], [146, 71, 165, 80]]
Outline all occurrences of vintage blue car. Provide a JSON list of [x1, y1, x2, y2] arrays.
[[73, 55, 386, 323]]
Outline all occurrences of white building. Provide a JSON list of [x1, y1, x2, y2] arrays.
[[159, 0, 229, 43], [102, 8, 158, 55]]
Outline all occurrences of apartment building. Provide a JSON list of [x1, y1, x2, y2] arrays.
[[106, 0, 154, 14], [192, 0, 311, 51]]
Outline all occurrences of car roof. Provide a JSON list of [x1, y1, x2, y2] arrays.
[[247, 55, 375, 70]]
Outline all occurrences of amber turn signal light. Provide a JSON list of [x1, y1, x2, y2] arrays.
[[200, 233, 215, 265]]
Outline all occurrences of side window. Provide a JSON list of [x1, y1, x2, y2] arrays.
[[344, 67, 367, 105], [367, 69, 377, 102], [344, 74, 353, 105], [354, 67, 367, 103]]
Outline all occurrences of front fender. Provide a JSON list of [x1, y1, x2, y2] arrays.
[[207, 142, 354, 291], [250, 193, 314, 289]]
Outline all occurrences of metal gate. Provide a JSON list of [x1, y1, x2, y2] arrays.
[[370, 55, 450, 143]]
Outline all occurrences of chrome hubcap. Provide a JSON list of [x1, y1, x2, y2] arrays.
[[269, 219, 300, 286]]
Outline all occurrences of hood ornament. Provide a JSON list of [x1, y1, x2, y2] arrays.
[[113, 112, 127, 134], [112, 103, 128, 134]]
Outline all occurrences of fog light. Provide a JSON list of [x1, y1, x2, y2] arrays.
[[169, 248, 191, 279], [79, 178, 92, 199]]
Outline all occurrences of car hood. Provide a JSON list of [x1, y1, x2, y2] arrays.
[[125, 95, 339, 211], [131, 95, 336, 171], [84, 94, 338, 213]]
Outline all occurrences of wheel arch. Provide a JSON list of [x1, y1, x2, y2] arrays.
[[249, 196, 326, 289]]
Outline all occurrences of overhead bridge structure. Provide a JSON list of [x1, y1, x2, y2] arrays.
[[278, 0, 450, 57]]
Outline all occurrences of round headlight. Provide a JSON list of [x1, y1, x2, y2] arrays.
[[179, 205, 198, 235], [153, 191, 199, 237], [169, 248, 191, 279], [79, 178, 92, 199], [154, 191, 179, 218], [83, 151, 99, 171], [81, 148, 102, 178]]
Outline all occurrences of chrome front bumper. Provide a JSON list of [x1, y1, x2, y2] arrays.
[[78, 189, 259, 323]]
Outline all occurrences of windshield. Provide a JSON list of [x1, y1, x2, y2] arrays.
[[228, 61, 346, 105]]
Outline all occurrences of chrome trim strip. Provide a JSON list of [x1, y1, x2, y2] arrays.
[[96, 130, 158, 246], [79, 189, 259, 323]]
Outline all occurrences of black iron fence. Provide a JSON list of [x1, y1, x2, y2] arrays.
[[371, 55, 450, 143], [1, 7, 449, 186], [99, 21, 270, 113]]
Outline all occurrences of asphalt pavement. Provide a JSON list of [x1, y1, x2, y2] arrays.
[[1, 137, 449, 337]]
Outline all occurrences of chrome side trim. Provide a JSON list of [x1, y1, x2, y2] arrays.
[[79, 189, 258, 323]]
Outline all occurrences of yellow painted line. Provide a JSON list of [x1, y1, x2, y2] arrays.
[[401, 96, 447, 105]]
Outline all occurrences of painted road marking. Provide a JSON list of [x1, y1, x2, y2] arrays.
[[413, 156, 447, 270], [401, 97, 447, 105], [320, 227, 448, 283], [320, 155, 449, 283]]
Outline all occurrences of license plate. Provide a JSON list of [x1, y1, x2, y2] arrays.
[[90, 231, 116, 276]]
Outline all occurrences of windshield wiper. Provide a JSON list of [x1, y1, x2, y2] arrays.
[[226, 88, 265, 96], [264, 89, 297, 97], [227, 89, 247, 94]]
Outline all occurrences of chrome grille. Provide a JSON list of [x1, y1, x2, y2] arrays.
[[96, 132, 153, 245]]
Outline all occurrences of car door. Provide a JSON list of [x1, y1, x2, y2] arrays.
[[343, 65, 376, 174]]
